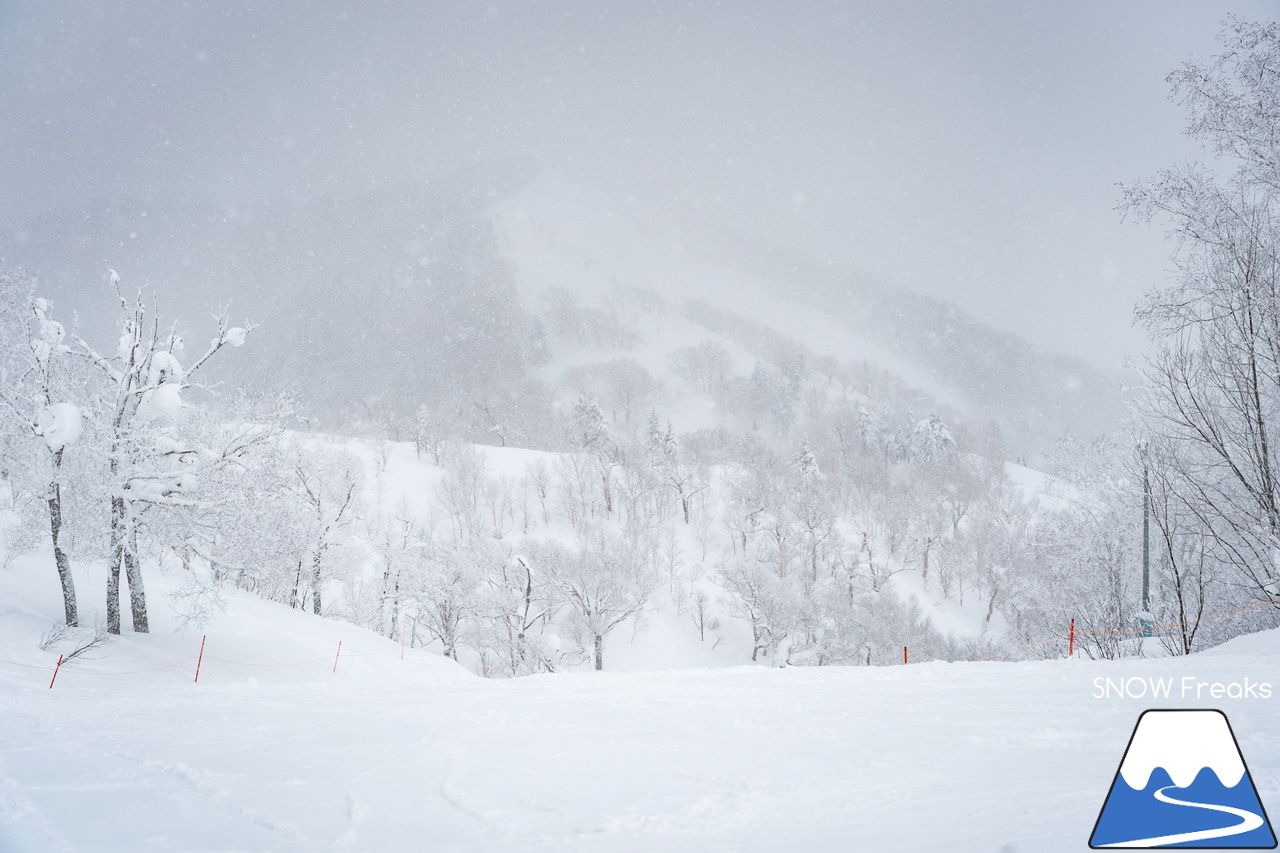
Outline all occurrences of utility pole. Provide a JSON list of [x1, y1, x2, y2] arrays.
[[1140, 441, 1153, 637]]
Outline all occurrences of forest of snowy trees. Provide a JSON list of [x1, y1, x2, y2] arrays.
[[6, 20, 1280, 673], [1, 255, 1276, 673]]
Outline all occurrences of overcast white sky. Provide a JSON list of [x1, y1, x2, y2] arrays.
[[2, 1, 1277, 368]]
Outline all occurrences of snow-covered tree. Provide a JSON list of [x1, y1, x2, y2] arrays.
[[910, 414, 957, 464], [791, 436, 821, 481], [410, 539, 486, 661], [718, 558, 787, 662], [667, 339, 733, 394], [1124, 19, 1280, 607], [531, 528, 655, 670], [284, 442, 363, 615], [563, 359, 663, 428], [73, 274, 252, 633], [413, 403, 451, 463], [571, 396, 616, 516], [150, 389, 295, 629], [647, 417, 702, 524], [473, 552, 562, 676], [0, 278, 85, 626], [435, 441, 491, 540]]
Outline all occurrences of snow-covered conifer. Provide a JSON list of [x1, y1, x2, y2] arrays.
[[571, 396, 616, 516], [910, 414, 956, 464]]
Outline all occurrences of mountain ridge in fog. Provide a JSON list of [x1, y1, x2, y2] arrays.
[[492, 173, 1125, 457], [3, 171, 1122, 456]]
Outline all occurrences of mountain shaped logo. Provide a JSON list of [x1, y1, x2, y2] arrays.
[[1090, 709, 1276, 848]]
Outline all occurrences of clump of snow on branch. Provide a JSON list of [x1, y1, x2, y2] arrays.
[[35, 402, 82, 452]]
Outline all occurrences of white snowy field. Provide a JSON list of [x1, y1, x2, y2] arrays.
[[3, 580, 1280, 853]]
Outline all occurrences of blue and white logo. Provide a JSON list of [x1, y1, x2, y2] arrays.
[[1090, 709, 1276, 848]]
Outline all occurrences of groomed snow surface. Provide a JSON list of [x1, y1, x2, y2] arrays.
[[3, 561, 1280, 852]]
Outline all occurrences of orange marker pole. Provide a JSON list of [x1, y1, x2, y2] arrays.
[[194, 635, 207, 683], [1068, 619, 1075, 659], [333, 640, 342, 673], [48, 654, 64, 689], [903, 646, 908, 665]]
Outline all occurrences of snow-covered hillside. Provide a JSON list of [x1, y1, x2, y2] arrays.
[[491, 174, 1123, 456], [3, 171, 1122, 458], [492, 175, 966, 410], [3, 544, 1280, 852]]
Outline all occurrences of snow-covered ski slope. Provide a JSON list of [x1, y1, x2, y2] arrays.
[[2, 553, 1279, 852]]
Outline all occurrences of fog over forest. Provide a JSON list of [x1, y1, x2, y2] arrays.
[[2, 2, 1263, 369]]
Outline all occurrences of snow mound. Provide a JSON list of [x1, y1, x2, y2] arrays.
[[1198, 624, 1280, 657], [0, 551, 471, 692]]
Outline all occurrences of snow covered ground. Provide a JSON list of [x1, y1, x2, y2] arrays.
[[2, 559, 1279, 852]]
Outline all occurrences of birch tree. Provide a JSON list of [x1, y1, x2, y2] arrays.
[[285, 443, 363, 615], [74, 273, 251, 634], [0, 277, 84, 626], [1125, 19, 1280, 605], [531, 528, 655, 670]]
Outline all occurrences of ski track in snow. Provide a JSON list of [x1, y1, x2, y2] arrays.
[[2, 654, 1276, 852], [0, 559, 1278, 853]]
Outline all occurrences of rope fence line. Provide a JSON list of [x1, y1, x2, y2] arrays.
[[1075, 597, 1280, 636], [976, 596, 1280, 663], [0, 637, 404, 688], [58, 656, 200, 676], [0, 656, 57, 672], [204, 655, 337, 668], [980, 632, 1070, 662], [6, 595, 1280, 681]]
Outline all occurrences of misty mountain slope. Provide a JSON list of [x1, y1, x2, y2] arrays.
[[4, 170, 1122, 455], [492, 175, 968, 405], [2, 172, 539, 418], [491, 174, 1124, 455]]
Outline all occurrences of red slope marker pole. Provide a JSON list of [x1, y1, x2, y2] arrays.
[[194, 635, 207, 683], [333, 640, 342, 674], [48, 654, 64, 689], [1068, 619, 1075, 659], [903, 646, 908, 665]]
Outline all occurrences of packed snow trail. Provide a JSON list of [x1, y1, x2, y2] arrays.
[[1100, 785, 1264, 848], [1, 648, 1279, 852]]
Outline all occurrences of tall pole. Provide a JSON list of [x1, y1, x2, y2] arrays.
[[1140, 443, 1153, 637]]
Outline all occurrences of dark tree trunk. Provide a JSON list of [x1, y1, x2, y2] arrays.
[[311, 551, 323, 615], [594, 633, 603, 670], [124, 520, 147, 632], [107, 496, 125, 634], [46, 459, 77, 627]]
